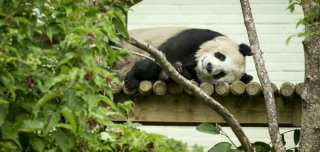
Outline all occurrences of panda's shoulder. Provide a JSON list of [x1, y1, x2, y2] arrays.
[[163, 28, 224, 47], [176, 28, 224, 39]]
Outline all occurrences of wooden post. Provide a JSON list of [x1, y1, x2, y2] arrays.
[[153, 81, 167, 96], [122, 85, 136, 95], [215, 81, 230, 96], [280, 82, 295, 97], [294, 82, 304, 97], [138, 80, 153, 95], [271, 83, 279, 96], [246, 82, 261, 96], [110, 82, 122, 94], [199, 82, 214, 96], [168, 82, 183, 94], [230, 81, 246, 96]]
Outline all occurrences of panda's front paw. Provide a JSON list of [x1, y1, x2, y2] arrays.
[[124, 78, 140, 91], [173, 62, 183, 73], [159, 62, 183, 82], [240, 73, 253, 84]]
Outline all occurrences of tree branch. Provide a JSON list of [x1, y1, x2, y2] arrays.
[[127, 37, 254, 152], [239, 0, 285, 151]]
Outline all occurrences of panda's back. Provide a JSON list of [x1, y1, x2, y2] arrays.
[[159, 28, 224, 64], [128, 27, 187, 49]]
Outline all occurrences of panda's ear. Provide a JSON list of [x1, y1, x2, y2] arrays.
[[239, 43, 252, 57]]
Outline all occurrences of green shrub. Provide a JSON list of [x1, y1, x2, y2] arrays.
[[0, 1, 195, 151]]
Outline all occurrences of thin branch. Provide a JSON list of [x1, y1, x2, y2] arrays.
[[221, 130, 238, 149], [127, 37, 254, 152], [111, 45, 155, 61], [239, 0, 285, 151]]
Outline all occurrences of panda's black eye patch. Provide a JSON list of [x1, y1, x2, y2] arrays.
[[213, 71, 226, 79], [214, 52, 226, 61]]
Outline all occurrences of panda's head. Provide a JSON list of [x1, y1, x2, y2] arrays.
[[195, 36, 252, 84]]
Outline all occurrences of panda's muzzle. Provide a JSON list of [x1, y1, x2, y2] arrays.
[[206, 62, 212, 73]]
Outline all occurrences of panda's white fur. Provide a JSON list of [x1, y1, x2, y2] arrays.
[[195, 36, 245, 84], [113, 27, 252, 90]]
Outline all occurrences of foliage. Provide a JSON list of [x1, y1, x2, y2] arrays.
[[286, 0, 320, 44], [0, 0, 193, 151], [196, 123, 301, 152]]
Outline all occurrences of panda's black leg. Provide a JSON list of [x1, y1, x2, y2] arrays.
[[240, 73, 253, 84], [124, 59, 161, 90]]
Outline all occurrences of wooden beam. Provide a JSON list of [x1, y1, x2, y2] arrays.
[[113, 81, 302, 126]]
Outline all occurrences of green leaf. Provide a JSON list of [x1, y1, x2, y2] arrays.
[[34, 91, 59, 112], [30, 136, 45, 152], [98, 94, 118, 111], [56, 53, 78, 68], [208, 142, 232, 152], [293, 129, 300, 145], [0, 104, 9, 126], [285, 35, 295, 45], [52, 130, 75, 152], [60, 65, 71, 74], [55, 124, 75, 131], [0, 98, 9, 104], [34, 0, 45, 8], [113, 8, 129, 39], [196, 123, 221, 134], [61, 106, 77, 132], [1, 122, 21, 148], [15, 119, 45, 132], [46, 26, 54, 42], [252, 142, 271, 152], [0, 72, 16, 100], [44, 112, 60, 135]]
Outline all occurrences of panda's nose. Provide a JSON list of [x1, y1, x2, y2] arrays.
[[206, 62, 212, 73]]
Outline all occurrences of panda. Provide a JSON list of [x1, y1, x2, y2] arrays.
[[113, 27, 253, 91]]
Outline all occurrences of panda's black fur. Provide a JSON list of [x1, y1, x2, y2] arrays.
[[122, 28, 253, 90]]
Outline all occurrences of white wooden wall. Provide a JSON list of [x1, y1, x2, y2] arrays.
[[128, 0, 305, 87], [128, 0, 303, 151], [139, 125, 297, 151]]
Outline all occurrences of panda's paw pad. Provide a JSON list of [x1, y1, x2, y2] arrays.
[[173, 62, 183, 73]]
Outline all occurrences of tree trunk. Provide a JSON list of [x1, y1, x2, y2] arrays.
[[300, 1, 320, 151], [239, 0, 285, 151]]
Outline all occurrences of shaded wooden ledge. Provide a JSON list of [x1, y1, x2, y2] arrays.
[[112, 80, 303, 126]]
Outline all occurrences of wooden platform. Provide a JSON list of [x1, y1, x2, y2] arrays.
[[113, 81, 303, 126]]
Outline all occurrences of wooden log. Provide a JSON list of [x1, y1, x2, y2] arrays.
[[168, 82, 183, 94], [246, 82, 261, 96], [184, 80, 199, 95], [280, 82, 295, 97], [294, 82, 304, 97], [110, 82, 122, 94], [271, 83, 279, 95], [153, 81, 167, 96], [138, 80, 153, 95], [215, 81, 230, 96], [230, 81, 246, 96], [122, 85, 137, 95], [199, 82, 214, 96]]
